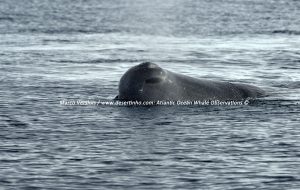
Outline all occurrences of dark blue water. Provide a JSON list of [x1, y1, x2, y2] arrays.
[[1, 0, 300, 189]]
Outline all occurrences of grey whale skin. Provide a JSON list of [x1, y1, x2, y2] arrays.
[[116, 62, 266, 101]]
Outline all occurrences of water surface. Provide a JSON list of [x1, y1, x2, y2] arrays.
[[1, 0, 300, 189]]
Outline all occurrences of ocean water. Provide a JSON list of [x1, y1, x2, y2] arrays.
[[1, 0, 300, 189]]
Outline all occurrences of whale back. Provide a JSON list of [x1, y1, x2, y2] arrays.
[[116, 63, 266, 102], [170, 71, 266, 101]]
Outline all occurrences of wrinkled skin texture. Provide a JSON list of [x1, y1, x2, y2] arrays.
[[116, 62, 266, 101]]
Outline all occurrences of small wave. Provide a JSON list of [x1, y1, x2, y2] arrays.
[[18, 28, 120, 34], [42, 39, 73, 43], [154, 121, 173, 125], [258, 99, 300, 107], [261, 175, 298, 183], [274, 81, 300, 89], [0, 17, 14, 22], [1, 115, 28, 128], [51, 58, 140, 64], [177, 178, 200, 183], [271, 30, 300, 35]]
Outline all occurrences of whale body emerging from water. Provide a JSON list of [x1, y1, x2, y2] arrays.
[[115, 62, 266, 101]]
